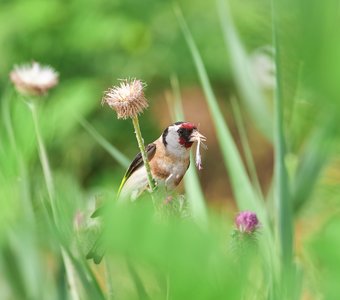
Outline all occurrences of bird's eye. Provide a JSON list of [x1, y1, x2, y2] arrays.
[[178, 128, 184, 135]]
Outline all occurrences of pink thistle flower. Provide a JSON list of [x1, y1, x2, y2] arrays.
[[235, 211, 260, 233]]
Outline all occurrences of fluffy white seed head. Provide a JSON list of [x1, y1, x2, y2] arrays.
[[10, 62, 59, 96], [102, 79, 148, 119], [250, 46, 276, 90]]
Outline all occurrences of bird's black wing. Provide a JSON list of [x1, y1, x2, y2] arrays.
[[123, 143, 157, 184], [91, 143, 157, 218], [87, 143, 157, 264]]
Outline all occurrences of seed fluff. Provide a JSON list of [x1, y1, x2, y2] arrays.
[[10, 61, 59, 96], [102, 78, 148, 119]]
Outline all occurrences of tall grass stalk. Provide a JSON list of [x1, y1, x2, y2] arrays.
[[27, 99, 81, 300], [79, 118, 130, 168], [104, 259, 114, 300], [169, 74, 208, 224], [174, 4, 260, 213], [271, 0, 294, 295], [1, 87, 33, 221], [292, 119, 335, 214], [175, 4, 279, 296], [216, 0, 272, 140], [28, 101, 57, 219], [230, 97, 263, 199], [60, 244, 105, 299]]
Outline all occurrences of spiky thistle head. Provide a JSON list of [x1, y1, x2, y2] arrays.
[[10, 61, 59, 96], [102, 78, 148, 119], [229, 211, 260, 263], [235, 211, 260, 234]]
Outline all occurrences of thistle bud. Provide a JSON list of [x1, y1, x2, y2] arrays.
[[229, 211, 260, 262], [235, 211, 260, 234]]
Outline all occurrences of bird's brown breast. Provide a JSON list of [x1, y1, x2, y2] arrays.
[[149, 139, 190, 187]]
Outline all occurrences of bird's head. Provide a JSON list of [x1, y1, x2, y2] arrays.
[[162, 122, 206, 155]]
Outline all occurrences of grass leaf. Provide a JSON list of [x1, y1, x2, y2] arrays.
[[79, 117, 130, 168], [169, 74, 208, 224], [230, 97, 263, 199], [216, 0, 273, 140], [174, 4, 259, 212]]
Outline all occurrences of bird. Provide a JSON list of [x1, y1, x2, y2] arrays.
[[86, 121, 206, 263], [117, 121, 206, 201]]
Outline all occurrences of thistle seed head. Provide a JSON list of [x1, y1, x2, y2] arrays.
[[250, 46, 276, 90], [10, 62, 59, 96], [102, 79, 148, 119]]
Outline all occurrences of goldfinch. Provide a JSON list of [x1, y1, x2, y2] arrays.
[[118, 121, 206, 201], [86, 121, 206, 263]]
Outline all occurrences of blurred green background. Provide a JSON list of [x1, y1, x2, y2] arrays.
[[1, 0, 340, 299], [0, 0, 274, 203]]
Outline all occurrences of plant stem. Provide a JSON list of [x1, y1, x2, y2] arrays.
[[131, 116, 156, 192], [230, 97, 263, 200], [271, 0, 294, 296], [170, 74, 208, 224], [104, 258, 114, 300], [28, 99, 81, 300], [2, 87, 33, 221], [79, 117, 130, 168], [166, 274, 170, 300], [61, 248, 80, 300], [28, 100, 58, 221]]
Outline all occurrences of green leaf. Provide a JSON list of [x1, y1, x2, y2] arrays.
[[292, 118, 336, 214], [175, 4, 259, 212], [230, 97, 263, 199], [79, 117, 130, 169], [216, 0, 272, 140], [169, 74, 208, 224]]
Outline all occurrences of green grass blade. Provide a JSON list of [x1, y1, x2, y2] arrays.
[[230, 97, 263, 199], [169, 75, 208, 224], [216, 0, 273, 140], [1, 86, 33, 221], [61, 246, 106, 300], [175, 6, 278, 295], [79, 117, 130, 168], [271, 0, 294, 294], [127, 260, 150, 300], [292, 119, 336, 214], [174, 5, 258, 212]]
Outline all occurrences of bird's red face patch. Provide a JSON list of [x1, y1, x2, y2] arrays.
[[178, 123, 197, 148], [179, 137, 193, 148], [180, 122, 196, 130]]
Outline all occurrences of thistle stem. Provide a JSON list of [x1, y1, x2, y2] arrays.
[[2, 87, 33, 221], [131, 116, 156, 192], [28, 100, 80, 300], [28, 101, 57, 220]]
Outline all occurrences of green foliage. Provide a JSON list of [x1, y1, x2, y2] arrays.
[[1, 0, 340, 299]]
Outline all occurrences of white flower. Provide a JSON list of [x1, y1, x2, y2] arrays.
[[250, 46, 276, 90], [102, 79, 148, 119], [10, 62, 59, 96]]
